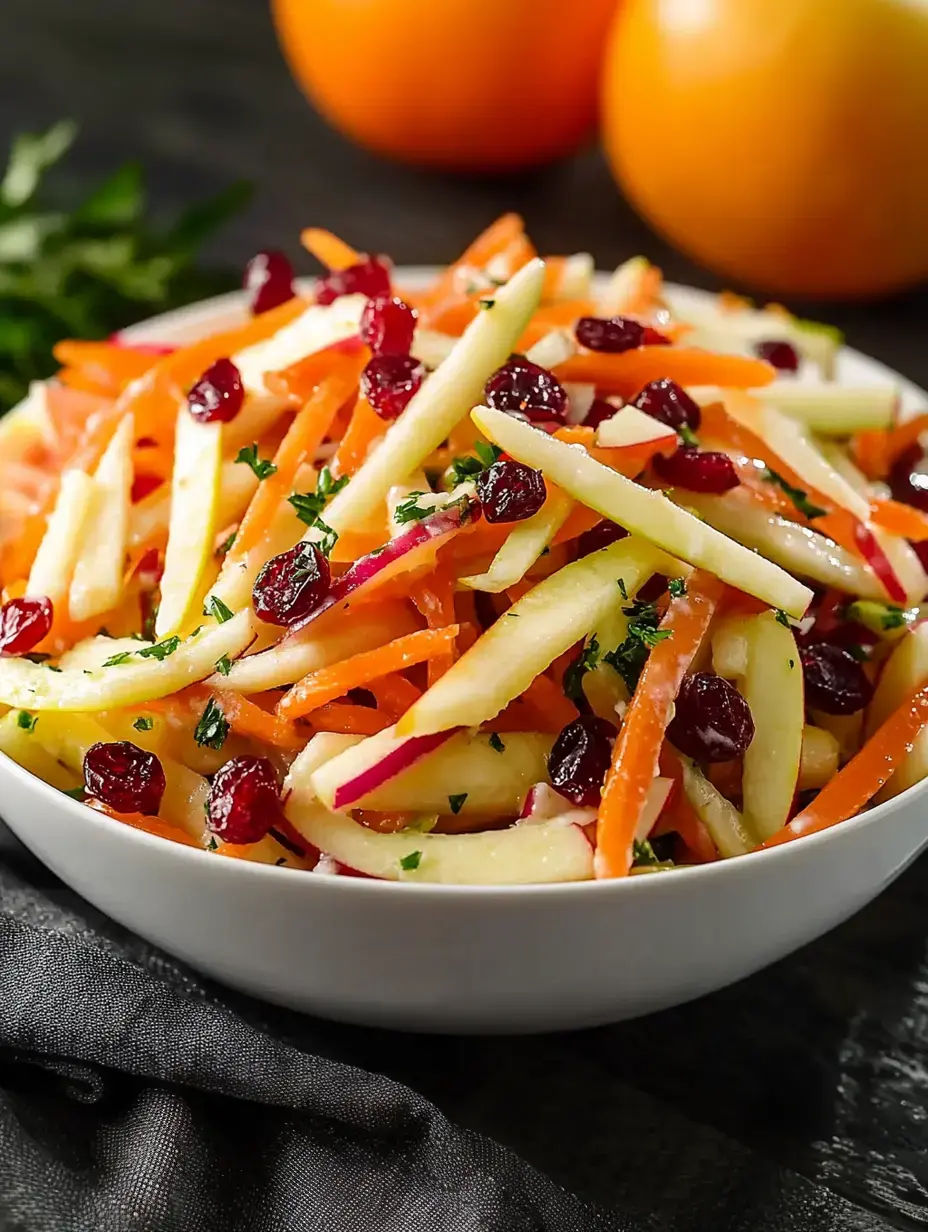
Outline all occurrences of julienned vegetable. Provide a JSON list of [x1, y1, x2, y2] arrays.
[[2, 214, 928, 884]]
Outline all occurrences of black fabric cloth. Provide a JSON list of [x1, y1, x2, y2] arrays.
[[2, 831, 928, 1232]]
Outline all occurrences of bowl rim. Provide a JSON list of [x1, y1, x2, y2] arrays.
[[5, 270, 928, 899]]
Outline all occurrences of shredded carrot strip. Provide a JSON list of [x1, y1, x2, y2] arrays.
[[853, 413, 928, 480], [763, 682, 928, 848], [86, 799, 202, 848], [330, 396, 386, 478], [555, 349, 776, 398], [209, 688, 306, 750], [597, 572, 725, 877], [231, 362, 364, 561], [309, 703, 391, 735], [869, 497, 928, 542], [517, 673, 578, 733], [300, 228, 362, 270], [52, 340, 161, 393], [366, 672, 423, 719], [654, 752, 719, 863], [264, 339, 368, 407], [280, 625, 459, 719], [419, 213, 524, 321], [411, 569, 457, 684]]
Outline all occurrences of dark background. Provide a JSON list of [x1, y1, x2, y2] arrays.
[[3, 1, 928, 1227]]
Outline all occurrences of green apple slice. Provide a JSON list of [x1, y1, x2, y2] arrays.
[[0, 611, 255, 711], [759, 384, 896, 434], [207, 604, 419, 692], [740, 611, 804, 840], [306, 259, 544, 541], [711, 615, 751, 678], [682, 492, 884, 598], [69, 414, 135, 622], [868, 623, 928, 735], [472, 405, 813, 617], [156, 409, 223, 638], [0, 710, 82, 791], [26, 469, 95, 607], [595, 405, 677, 450], [678, 756, 753, 858], [311, 729, 553, 815], [396, 537, 668, 737], [460, 487, 573, 593], [798, 725, 839, 791], [285, 798, 593, 884], [129, 459, 257, 552]]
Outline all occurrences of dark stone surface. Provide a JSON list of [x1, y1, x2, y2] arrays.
[[3, 2, 928, 1227]]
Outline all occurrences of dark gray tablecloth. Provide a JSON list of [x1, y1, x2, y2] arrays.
[[2, 2, 928, 1228]]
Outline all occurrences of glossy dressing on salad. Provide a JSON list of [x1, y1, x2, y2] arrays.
[[2, 216, 928, 884]]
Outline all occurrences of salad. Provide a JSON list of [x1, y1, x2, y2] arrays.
[[1, 215, 927, 885]]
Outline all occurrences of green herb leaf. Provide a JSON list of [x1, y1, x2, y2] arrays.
[[203, 594, 234, 624], [563, 635, 600, 704], [133, 716, 154, 732], [206, 836, 219, 852], [393, 493, 433, 524], [881, 605, 907, 630], [475, 442, 503, 468], [400, 850, 422, 871], [194, 698, 229, 750], [763, 467, 827, 520], [214, 654, 232, 677], [103, 651, 132, 666], [668, 578, 686, 598], [448, 793, 467, 815], [216, 530, 236, 558], [64, 786, 86, 801], [478, 299, 495, 310], [631, 838, 661, 867], [775, 609, 790, 627], [488, 732, 505, 754], [16, 711, 37, 732], [136, 636, 180, 661], [236, 444, 277, 480], [846, 643, 869, 662], [617, 577, 628, 601], [603, 600, 672, 694], [287, 468, 348, 555], [677, 424, 699, 448]]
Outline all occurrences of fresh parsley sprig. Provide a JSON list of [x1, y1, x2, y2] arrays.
[[763, 467, 827, 521]]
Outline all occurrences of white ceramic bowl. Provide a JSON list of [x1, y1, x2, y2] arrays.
[[3, 275, 927, 1034]]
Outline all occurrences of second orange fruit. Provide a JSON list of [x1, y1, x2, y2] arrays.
[[272, 0, 618, 173]]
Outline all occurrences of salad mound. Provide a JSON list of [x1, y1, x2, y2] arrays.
[[1, 217, 928, 884]]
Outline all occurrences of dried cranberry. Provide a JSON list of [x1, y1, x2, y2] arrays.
[[575, 316, 645, 354], [244, 251, 295, 315], [253, 542, 331, 627], [652, 446, 740, 493], [476, 460, 546, 523], [316, 257, 391, 307], [187, 358, 245, 423], [206, 755, 280, 844], [484, 358, 568, 424], [577, 519, 627, 557], [547, 715, 616, 807], [800, 642, 873, 715], [0, 596, 53, 655], [667, 673, 755, 763], [360, 295, 417, 355], [630, 379, 702, 433], [361, 354, 424, 420], [889, 445, 928, 514], [582, 399, 617, 430], [84, 741, 166, 816], [755, 340, 800, 372]]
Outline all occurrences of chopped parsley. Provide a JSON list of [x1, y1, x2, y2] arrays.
[[235, 443, 277, 480], [478, 298, 495, 310], [881, 605, 908, 630], [488, 732, 505, 754], [846, 643, 869, 662], [137, 637, 180, 661], [393, 493, 433, 524], [563, 636, 600, 704], [288, 466, 348, 556], [677, 424, 699, 448], [216, 530, 236, 557], [63, 787, 86, 801], [141, 600, 158, 643], [603, 600, 673, 694], [448, 793, 467, 815], [788, 658, 796, 669], [194, 698, 229, 750], [775, 609, 790, 627], [763, 467, 826, 520], [631, 838, 662, 867], [16, 711, 37, 732], [206, 836, 219, 852], [203, 594, 234, 624], [617, 577, 628, 601], [214, 654, 232, 677], [103, 650, 132, 667], [447, 442, 502, 487], [133, 716, 154, 732], [400, 850, 422, 871], [668, 578, 687, 599]]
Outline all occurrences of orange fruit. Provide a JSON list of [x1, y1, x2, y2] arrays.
[[602, 0, 928, 298], [272, 0, 618, 173]]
